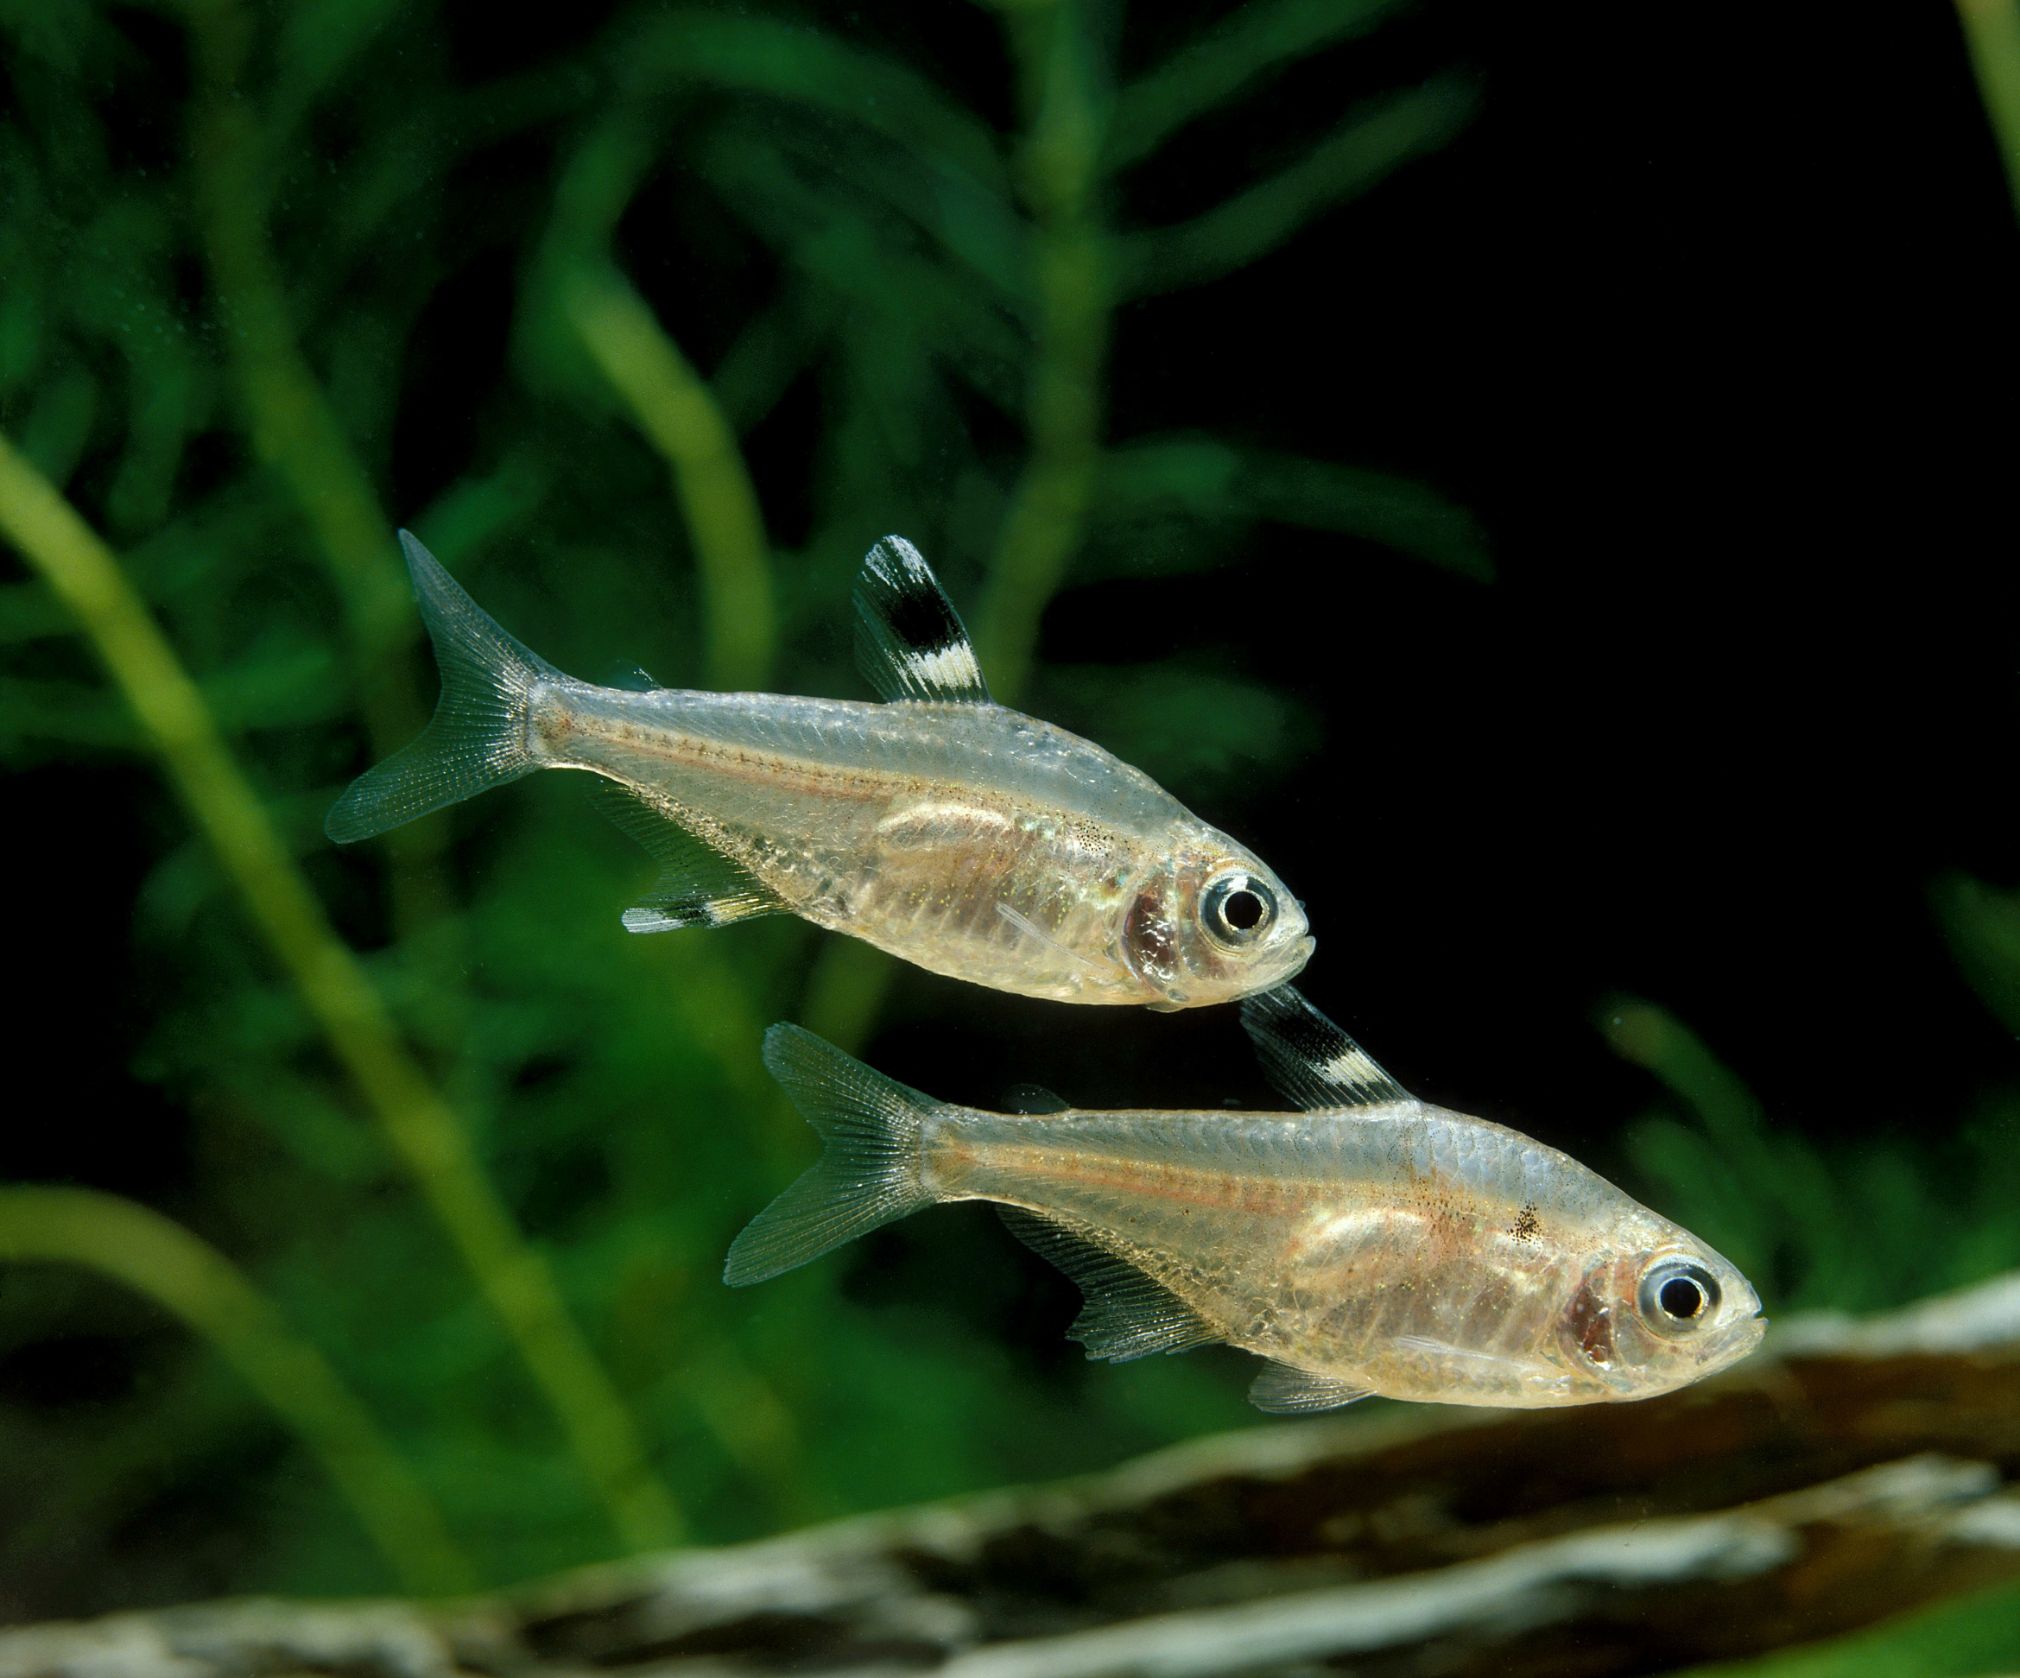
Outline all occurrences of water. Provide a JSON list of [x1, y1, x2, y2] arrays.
[[1, 3, 2014, 1667]]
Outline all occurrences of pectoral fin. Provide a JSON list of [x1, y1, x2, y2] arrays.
[[595, 784, 785, 932], [996, 902, 1100, 971], [853, 535, 993, 704], [1247, 1361, 1374, 1414], [1388, 1336, 1567, 1390], [997, 1208, 1220, 1361]]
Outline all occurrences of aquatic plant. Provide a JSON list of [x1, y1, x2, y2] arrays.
[[0, 0, 1484, 1607], [2, 10, 2013, 1666]]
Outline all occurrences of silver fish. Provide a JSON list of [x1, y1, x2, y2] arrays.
[[326, 533, 1312, 1008], [728, 988, 1766, 1410]]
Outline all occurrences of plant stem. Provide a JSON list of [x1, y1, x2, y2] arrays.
[[0, 1187, 475, 1595], [184, 0, 461, 972], [1958, 0, 2020, 221], [186, 0, 420, 754], [801, 0, 1112, 1049], [0, 432, 683, 1553], [565, 267, 778, 692], [976, 0, 1111, 704]]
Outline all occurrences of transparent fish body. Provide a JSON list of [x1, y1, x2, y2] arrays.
[[533, 684, 1291, 1004], [729, 990, 1767, 1412], [930, 1102, 1759, 1407], [326, 534, 1312, 1008]]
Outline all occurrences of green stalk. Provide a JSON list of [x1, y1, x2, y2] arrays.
[[802, 0, 1112, 1049], [564, 267, 778, 692], [183, 0, 464, 990], [186, 0, 420, 755], [0, 432, 682, 1552], [1958, 0, 2020, 221], [976, 0, 1111, 703], [0, 1187, 474, 1595]]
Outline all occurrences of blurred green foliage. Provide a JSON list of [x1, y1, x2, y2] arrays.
[[1604, 990, 2020, 1317], [0, 0, 1486, 1609], [1, 0, 2016, 1649]]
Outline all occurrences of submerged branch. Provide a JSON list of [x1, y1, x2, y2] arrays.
[[0, 432, 682, 1553], [0, 1188, 473, 1596], [5, 1272, 2019, 1674]]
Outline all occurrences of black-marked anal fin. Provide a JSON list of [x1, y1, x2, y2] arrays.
[[853, 535, 992, 704], [996, 1208, 1219, 1361], [594, 783, 784, 933], [1239, 985, 1410, 1111], [1247, 1361, 1373, 1414]]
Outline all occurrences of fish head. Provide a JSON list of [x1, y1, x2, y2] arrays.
[[1551, 1221, 1766, 1401], [1121, 836, 1314, 1009]]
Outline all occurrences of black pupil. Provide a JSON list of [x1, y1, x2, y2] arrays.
[[1222, 889, 1265, 932], [1658, 1276, 1705, 1320]]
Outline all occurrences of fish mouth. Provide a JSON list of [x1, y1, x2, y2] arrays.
[[1274, 932, 1317, 983], [1711, 1311, 1768, 1365]]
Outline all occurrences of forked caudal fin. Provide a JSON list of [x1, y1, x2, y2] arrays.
[[724, 1025, 940, 1286], [324, 532, 568, 844]]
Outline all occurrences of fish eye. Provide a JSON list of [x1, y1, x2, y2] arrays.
[[1637, 1258, 1720, 1334], [1201, 871, 1276, 946]]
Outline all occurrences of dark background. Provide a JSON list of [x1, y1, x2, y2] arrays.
[[3, 0, 2015, 1629]]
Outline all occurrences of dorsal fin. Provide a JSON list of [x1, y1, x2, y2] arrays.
[[853, 535, 992, 704], [996, 1208, 1220, 1361], [1247, 1360, 1374, 1414], [1238, 985, 1410, 1111], [594, 783, 785, 933]]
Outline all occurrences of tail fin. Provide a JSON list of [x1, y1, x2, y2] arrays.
[[725, 1025, 940, 1286], [325, 532, 567, 844]]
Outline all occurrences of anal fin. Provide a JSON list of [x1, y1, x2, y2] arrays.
[[997, 1208, 1220, 1361], [594, 783, 785, 933], [1247, 1361, 1374, 1414]]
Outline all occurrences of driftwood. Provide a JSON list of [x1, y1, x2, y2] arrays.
[[5, 1275, 2019, 1678]]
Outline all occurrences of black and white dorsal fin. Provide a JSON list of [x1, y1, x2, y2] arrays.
[[1238, 985, 1410, 1111], [595, 783, 785, 933], [997, 1208, 1220, 1361], [1247, 1361, 1373, 1414], [853, 535, 993, 705]]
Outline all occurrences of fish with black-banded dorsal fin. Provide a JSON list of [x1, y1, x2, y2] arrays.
[[726, 989, 1765, 1410], [326, 532, 1312, 1007]]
